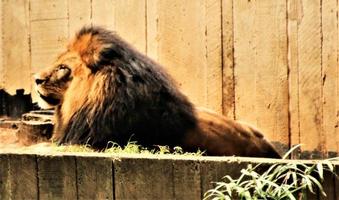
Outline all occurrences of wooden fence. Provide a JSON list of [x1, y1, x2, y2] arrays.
[[0, 152, 338, 200], [0, 0, 338, 158]]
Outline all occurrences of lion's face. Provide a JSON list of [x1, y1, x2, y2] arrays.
[[34, 51, 83, 108]]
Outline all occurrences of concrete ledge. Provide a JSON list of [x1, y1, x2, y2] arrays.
[[0, 152, 338, 200]]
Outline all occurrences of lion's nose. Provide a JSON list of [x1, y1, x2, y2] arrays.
[[34, 74, 46, 85], [35, 78, 45, 85]]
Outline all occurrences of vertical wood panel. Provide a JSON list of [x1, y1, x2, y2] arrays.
[[322, 0, 338, 158], [147, 0, 222, 112], [114, 0, 146, 53], [30, 0, 69, 74], [205, 0, 222, 113], [114, 158, 174, 199], [146, 0, 159, 60], [200, 160, 248, 198], [77, 157, 113, 200], [292, 0, 322, 158], [288, 0, 302, 157], [172, 160, 201, 199], [222, 0, 235, 119], [0, 155, 10, 200], [92, 0, 146, 53], [38, 156, 77, 199], [30, 0, 68, 21], [2, 0, 30, 94], [30, 19, 69, 73], [234, 0, 289, 154], [7, 154, 38, 199], [0, 0, 338, 157], [0, 0, 3, 89], [68, 0, 91, 35], [233, 0, 257, 124], [92, 0, 115, 30]]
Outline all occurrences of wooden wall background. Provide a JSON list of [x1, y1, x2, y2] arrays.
[[0, 0, 338, 158]]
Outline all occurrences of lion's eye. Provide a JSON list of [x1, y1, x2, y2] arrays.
[[58, 64, 69, 70], [55, 64, 71, 80]]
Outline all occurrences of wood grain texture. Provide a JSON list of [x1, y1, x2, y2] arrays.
[[200, 160, 248, 199], [222, 0, 235, 119], [0, 0, 3, 89], [30, 19, 69, 73], [92, 0, 115, 30], [147, 0, 222, 112], [7, 154, 38, 199], [0, 0, 338, 157], [233, 0, 257, 124], [76, 157, 113, 200], [233, 0, 289, 154], [68, 0, 92, 35], [2, 0, 31, 94], [30, 0, 68, 21], [205, 0, 222, 113], [172, 159, 201, 200], [294, 0, 322, 158], [288, 0, 303, 157], [114, 157, 174, 200], [319, 170, 336, 200], [113, 0, 146, 53], [322, 0, 339, 157], [0, 154, 10, 200], [37, 155, 77, 199], [146, 0, 159, 60]]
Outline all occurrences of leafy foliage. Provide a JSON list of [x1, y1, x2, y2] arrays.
[[204, 145, 338, 200]]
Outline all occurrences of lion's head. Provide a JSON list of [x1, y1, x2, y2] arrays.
[[34, 27, 110, 109]]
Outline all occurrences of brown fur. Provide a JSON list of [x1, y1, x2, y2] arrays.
[[34, 26, 280, 158]]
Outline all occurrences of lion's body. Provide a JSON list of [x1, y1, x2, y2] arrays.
[[34, 26, 281, 158]]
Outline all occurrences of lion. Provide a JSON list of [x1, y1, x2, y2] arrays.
[[34, 26, 281, 158]]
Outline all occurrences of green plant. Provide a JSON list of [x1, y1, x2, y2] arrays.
[[204, 145, 338, 200], [103, 141, 205, 156]]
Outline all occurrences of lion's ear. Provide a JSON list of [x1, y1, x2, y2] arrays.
[[69, 32, 106, 68]]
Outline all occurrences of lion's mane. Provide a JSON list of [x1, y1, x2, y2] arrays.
[[55, 27, 197, 149]]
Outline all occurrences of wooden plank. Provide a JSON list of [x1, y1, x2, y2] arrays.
[[288, 0, 302, 158], [322, 0, 338, 158], [233, 0, 257, 124], [0, 0, 3, 89], [205, 0, 222, 113], [146, 0, 159, 61], [297, 0, 322, 158], [37, 155, 77, 199], [30, 19, 68, 73], [92, 0, 115, 30], [7, 154, 38, 199], [172, 159, 201, 199], [200, 160, 248, 199], [114, 0, 146, 53], [30, 0, 68, 21], [114, 157, 174, 199], [335, 166, 339, 199], [147, 0, 222, 112], [76, 157, 113, 200], [319, 170, 336, 200], [0, 154, 9, 200], [2, 0, 31, 94], [68, 0, 91, 36], [233, 0, 289, 154], [222, 0, 235, 119]]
